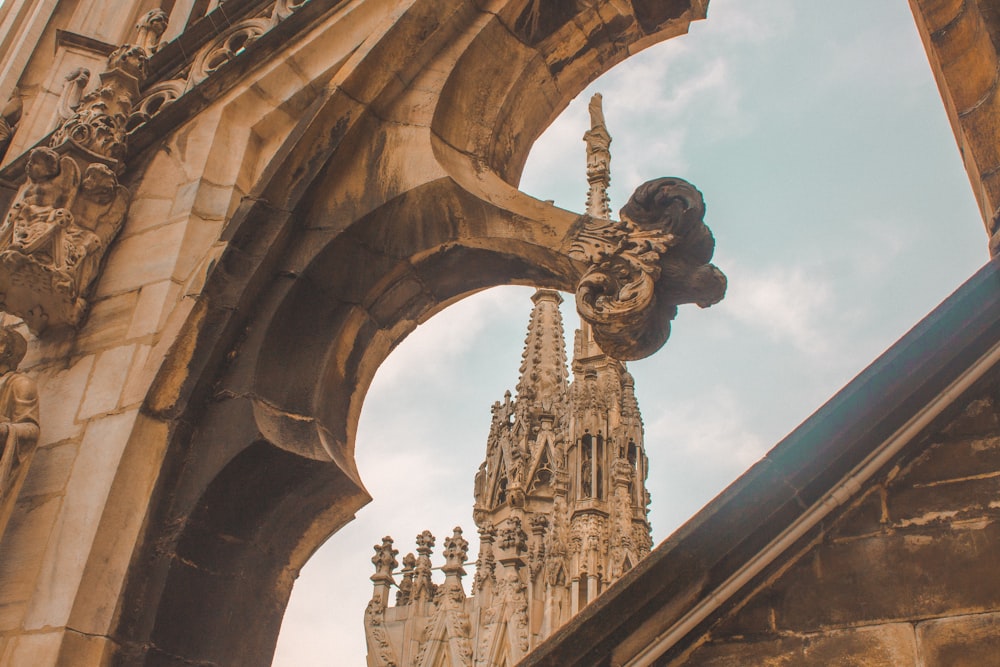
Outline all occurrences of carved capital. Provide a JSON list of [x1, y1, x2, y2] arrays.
[[568, 177, 726, 360]]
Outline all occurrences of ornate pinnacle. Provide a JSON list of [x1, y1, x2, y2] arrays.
[[442, 526, 469, 572], [584, 92, 612, 220], [396, 552, 416, 606], [412, 530, 437, 602], [370, 536, 398, 584]]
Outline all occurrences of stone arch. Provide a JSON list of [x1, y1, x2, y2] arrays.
[[37, 1, 716, 663]]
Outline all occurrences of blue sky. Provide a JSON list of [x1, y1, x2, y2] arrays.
[[273, 1, 987, 664]]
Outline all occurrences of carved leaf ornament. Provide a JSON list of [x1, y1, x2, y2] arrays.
[[570, 177, 726, 360]]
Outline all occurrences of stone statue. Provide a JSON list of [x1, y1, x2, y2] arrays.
[[0, 89, 22, 159], [57, 68, 91, 120], [0, 328, 39, 503], [135, 9, 169, 55], [1, 148, 80, 261], [66, 163, 129, 292]]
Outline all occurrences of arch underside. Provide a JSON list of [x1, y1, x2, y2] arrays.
[[97, 0, 709, 663]]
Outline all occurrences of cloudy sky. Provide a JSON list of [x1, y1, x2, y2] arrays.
[[273, 1, 988, 664]]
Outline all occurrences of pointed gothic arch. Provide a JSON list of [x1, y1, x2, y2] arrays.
[[0, 1, 716, 664]]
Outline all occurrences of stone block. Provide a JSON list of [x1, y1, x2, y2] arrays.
[[124, 196, 175, 237], [761, 523, 1000, 633], [127, 280, 176, 340], [897, 434, 1000, 487], [20, 443, 78, 498], [120, 343, 154, 409], [173, 218, 226, 286], [0, 496, 62, 618], [95, 220, 186, 297], [917, 611, 1000, 666], [73, 291, 140, 356], [888, 475, 1000, 527], [681, 623, 917, 666], [77, 345, 137, 420], [35, 355, 95, 447], [829, 486, 886, 540], [22, 410, 139, 630], [6, 630, 62, 666]]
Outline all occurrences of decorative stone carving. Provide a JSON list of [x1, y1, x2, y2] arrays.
[[0, 328, 39, 542], [569, 176, 727, 360], [365, 536, 400, 667], [412, 530, 437, 602], [135, 9, 169, 55], [566, 91, 727, 361], [0, 88, 22, 160], [0, 36, 148, 334], [57, 68, 90, 121], [415, 528, 473, 667], [395, 552, 416, 606], [474, 523, 496, 593], [189, 19, 271, 88], [127, 79, 185, 132]]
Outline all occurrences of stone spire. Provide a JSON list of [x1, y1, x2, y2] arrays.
[[513, 289, 570, 421], [583, 92, 612, 219], [363, 95, 654, 667]]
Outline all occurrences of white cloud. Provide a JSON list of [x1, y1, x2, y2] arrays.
[[370, 286, 531, 389], [643, 386, 771, 539], [719, 261, 837, 360]]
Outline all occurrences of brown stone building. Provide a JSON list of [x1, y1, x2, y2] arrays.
[[0, 0, 995, 665]]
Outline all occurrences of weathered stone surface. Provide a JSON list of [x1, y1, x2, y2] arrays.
[[671, 373, 1000, 666], [917, 612, 1000, 666], [685, 623, 917, 666]]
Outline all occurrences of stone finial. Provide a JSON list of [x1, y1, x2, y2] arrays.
[[396, 552, 416, 606], [371, 536, 398, 584], [584, 92, 612, 219], [412, 530, 437, 602], [442, 526, 469, 575]]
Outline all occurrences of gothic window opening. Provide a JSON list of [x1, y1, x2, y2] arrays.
[[494, 459, 509, 506], [530, 448, 554, 492]]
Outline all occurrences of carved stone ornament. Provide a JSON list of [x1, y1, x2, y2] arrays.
[[0, 327, 39, 544], [0, 38, 149, 334], [568, 177, 727, 360]]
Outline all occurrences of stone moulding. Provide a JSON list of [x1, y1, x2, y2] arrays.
[[567, 176, 726, 360]]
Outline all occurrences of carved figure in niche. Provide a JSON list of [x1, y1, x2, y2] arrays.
[[135, 9, 169, 55], [581, 456, 592, 498], [1, 148, 80, 265], [0, 88, 22, 159], [66, 163, 128, 293], [0, 328, 39, 502], [57, 68, 91, 120], [474, 460, 487, 506]]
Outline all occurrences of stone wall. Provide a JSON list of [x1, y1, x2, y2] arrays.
[[672, 372, 1000, 666]]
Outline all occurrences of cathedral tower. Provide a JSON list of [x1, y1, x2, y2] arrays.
[[364, 95, 653, 667]]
